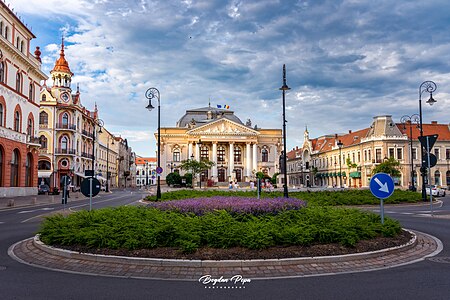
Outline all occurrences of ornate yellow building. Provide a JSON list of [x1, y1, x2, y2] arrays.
[[157, 106, 282, 185]]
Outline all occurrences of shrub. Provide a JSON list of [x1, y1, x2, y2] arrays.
[[166, 172, 182, 186]]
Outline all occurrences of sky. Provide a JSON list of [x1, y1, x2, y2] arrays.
[[8, 0, 450, 157]]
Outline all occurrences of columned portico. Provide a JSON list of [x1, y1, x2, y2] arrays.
[[188, 142, 193, 160], [246, 142, 251, 179], [252, 143, 258, 175], [229, 142, 234, 179], [212, 142, 217, 180]]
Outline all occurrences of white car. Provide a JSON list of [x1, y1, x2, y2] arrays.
[[425, 185, 446, 197]]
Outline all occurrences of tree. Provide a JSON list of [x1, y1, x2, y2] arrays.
[[271, 172, 279, 185], [372, 157, 401, 177], [179, 158, 215, 187], [166, 172, 181, 186]]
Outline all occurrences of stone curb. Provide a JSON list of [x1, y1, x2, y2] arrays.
[[33, 229, 417, 268]]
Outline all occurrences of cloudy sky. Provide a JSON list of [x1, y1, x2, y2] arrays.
[[10, 0, 450, 157]]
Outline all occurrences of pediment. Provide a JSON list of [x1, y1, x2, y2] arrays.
[[187, 119, 259, 136]]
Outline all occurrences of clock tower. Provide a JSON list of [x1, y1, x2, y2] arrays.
[[50, 38, 73, 104]]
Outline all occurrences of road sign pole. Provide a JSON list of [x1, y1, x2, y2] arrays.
[[426, 137, 433, 215], [89, 177, 93, 211], [380, 198, 384, 224]]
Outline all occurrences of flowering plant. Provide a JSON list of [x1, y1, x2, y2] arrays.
[[147, 196, 306, 215]]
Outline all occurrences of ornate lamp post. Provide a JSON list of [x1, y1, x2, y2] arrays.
[[145, 160, 149, 188], [279, 64, 290, 198], [145, 88, 161, 200], [92, 119, 104, 174], [418, 81, 437, 201], [167, 162, 176, 173], [400, 114, 420, 191], [337, 140, 343, 188], [105, 135, 114, 192]]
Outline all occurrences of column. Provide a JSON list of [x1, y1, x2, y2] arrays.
[[252, 143, 258, 174], [229, 142, 234, 178], [195, 142, 200, 160], [212, 142, 217, 180], [188, 142, 193, 160], [246, 142, 251, 179]]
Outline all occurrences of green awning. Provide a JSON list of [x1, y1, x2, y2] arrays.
[[349, 171, 361, 178]]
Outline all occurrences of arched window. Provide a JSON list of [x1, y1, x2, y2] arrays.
[[41, 94, 46, 101], [0, 146, 3, 186], [39, 135, 47, 149], [173, 150, 180, 162], [14, 111, 20, 131], [0, 103, 3, 127], [137, 179, 140, 185], [200, 146, 209, 161], [27, 118, 33, 136], [434, 171, 441, 186], [62, 113, 69, 127], [262, 148, 269, 162], [16, 72, 22, 93], [25, 153, 32, 187], [10, 149, 20, 187], [39, 111, 48, 126], [16, 37, 19, 48], [136, 170, 140, 175], [0, 61, 4, 83], [234, 146, 242, 163], [20, 41, 24, 53], [0, 21, 3, 35], [61, 136, 68, 152], [217, 146, 225, 162], [29, 82, 34, 101], [218, 168, 226, 182], [5, 26, 8, 40], [38, 160, 51, 170]]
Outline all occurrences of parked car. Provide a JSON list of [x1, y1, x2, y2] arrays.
[[38, 184, 50, 195], [425, 185, 446, 197]]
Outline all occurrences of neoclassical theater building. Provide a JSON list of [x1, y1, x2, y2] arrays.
[[156, 106, 282, 184]]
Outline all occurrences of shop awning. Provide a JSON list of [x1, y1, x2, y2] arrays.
[[349, 171, 361, 178], [38, 170, 53, 178], [74, 172, 87, 178]]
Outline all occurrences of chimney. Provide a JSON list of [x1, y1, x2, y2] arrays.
[[349, 130, 352, 134], [431, 121, 437, 124], [335, 133, 338, 139]]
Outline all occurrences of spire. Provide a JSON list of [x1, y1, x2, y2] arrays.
[[51, 37, 73, 75]]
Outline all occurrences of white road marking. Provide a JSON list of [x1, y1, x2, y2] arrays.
[[17, 208, 54, 214]]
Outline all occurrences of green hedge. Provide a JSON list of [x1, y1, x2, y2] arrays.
[[39, 206, 401, 253]]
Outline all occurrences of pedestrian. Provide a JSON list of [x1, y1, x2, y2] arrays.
[[250, 181, 254, 189], [229, 181, 233, 189]]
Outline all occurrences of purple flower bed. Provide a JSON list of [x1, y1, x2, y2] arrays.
[[147, 196, 307, 215]]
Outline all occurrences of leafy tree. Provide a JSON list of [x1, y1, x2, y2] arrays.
[[271, 172, 279, 185], [182, 173, 192, 187], [255, 171, 265, 180], [346, 157, 358, 171], [372, 157, 401, 177], [166, 172, 181, 186], [179, 158, 215, 187]]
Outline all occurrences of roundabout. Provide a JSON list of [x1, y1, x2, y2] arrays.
[[9, 230, 441, 280]]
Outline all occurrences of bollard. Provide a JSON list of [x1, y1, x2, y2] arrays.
[[7, 199, 15, 207]]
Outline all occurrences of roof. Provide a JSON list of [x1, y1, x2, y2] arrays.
[[287, 147, 302, 160], [51, 39, 73, 75], [176, 106, 243, 128], [397, 122, 450, 140], [135, 157, 157, 165]]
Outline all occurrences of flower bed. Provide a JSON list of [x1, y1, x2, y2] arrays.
[[146, 196, 307, 215]]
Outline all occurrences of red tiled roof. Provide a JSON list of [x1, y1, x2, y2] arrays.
[[397, 123, 450, 140], [287, 147, 302, 160], [135, 157, 157, 165]]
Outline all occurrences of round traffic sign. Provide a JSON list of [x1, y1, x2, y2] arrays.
[[369, 173, 395, 199], [156, 166, 163, 174], [81, 177, 101, 197]]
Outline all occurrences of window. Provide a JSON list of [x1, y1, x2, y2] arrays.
[[200, 146, 209, 161], [136, 170, 140, 175], [412, 148, 418, 160], [434, 148, 440, 160], [41, 94, 46, 101], [173, 150, 180, 162], [38, 160, 51, 170], [39, 135, 47, 148], [234, 147, 242, 163], [10, 149, 19, 187], [39, 111, 48, 125], [364, 150, 367, 161], [0, 21, 2, 35], [29, 83, 34, 101], [397, 148, 403, 160], [0, 104, 3, 127], [262, 148, 268, 162], [61, 136, 68, 151], [357, 151, 361, 163], [217, 146, 225, 162], [388, 148, 395, 158], [27, 118, 33, 136], [5, 26, 8, 40], [0, 61, 4, 83], [16, 72, 22, 93], [14, 111, 20, 131], [368, 149, 371, 161], [20, 41, 24, 53], [62, 113, 69, 127], [446, 149, 450, 160], [16, 37, 19, 48], [375, 149, 382, 163], [0, 146, 3, 186]]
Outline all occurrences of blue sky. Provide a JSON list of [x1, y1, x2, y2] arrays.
[[10, 0, 450, 157]]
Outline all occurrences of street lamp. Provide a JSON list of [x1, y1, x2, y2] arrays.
[[92, 119, 104, 174], [400, 114, 420, 191], [145, 87, 161, 200], [337, 140, 343, 188], [167, 162, 176, 173], [144, 160, 149, 188], [106, 135, 114, 192], [279, 64, 290, 198], [418, 81, 437, 201]]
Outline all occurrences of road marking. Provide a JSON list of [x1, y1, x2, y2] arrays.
[[17, 208, 54, 214]]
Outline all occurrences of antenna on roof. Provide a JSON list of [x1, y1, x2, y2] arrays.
[[208, 96, 211, 107]]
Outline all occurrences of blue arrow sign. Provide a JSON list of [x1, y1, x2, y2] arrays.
[[370, 173, 395, 199]]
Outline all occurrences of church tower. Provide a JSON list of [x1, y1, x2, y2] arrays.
[[50, 38, 73, 104]]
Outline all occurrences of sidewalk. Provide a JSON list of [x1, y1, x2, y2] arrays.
[[0, 191, 85, 210]]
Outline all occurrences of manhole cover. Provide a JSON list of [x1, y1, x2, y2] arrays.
[[427, 257, 450, 264], [0, 266, 6, 271]]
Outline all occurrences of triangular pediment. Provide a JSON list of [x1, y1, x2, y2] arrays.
[[187, 118, 259, 136]]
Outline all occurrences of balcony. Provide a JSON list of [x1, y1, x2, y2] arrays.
[[55, 148, 76, 155], [39, 148, 49, 154], [81, 129, 94, 139], [81, 152, 94, 159], [56, 123, 76, 131], [39, 124, 49, 129]]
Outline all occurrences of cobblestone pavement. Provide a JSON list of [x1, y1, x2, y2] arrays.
[[9, 230, 442, 281]]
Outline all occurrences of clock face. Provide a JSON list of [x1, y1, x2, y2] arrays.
[[61, 92, 69, 102]]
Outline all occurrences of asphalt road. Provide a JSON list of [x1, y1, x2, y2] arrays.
[[0, 190, 449, 300]]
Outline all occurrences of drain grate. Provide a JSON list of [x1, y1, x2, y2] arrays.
[[0, 266, 6, 271], [427, 257, 450, 264]]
